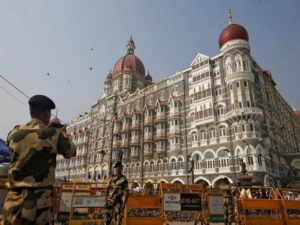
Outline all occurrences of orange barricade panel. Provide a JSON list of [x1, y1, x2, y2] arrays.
[[242, 217, 284, 225], [160, 183, 206, 224], [68, 182, 107, 225], [284, 200, 300, 209], [235, 187, 285, 225], [125, 195, 163, 225], [242, 199, 281, 210], [275, 188, 300, 225]]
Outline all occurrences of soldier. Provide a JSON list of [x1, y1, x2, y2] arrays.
[[105, 161, 129, 225], [3, 95, 76, 225], [223, 178, 234, 225]]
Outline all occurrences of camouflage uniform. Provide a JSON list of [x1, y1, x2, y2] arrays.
[[3, 118, 76, 225], [106, 174, 128, 225], [223, 184, 234, 225]]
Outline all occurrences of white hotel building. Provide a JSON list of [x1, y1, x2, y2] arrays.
[[56, 11, 300, 189]]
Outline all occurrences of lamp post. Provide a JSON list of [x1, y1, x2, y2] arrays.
[[225, 148, 236, 183], [187, 154, 195, 184], [227, 121, 236, 183]]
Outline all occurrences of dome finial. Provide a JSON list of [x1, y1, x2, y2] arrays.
[[127, 36, 135, 54], [228, 8, 233, 24]]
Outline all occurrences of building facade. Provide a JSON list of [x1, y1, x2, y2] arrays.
[[56, 112, 91, 181], [57, 11, 300, 189]]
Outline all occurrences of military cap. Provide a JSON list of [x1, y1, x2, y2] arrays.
[[28, 95, 55, 110], [113, 161, 123, 168]]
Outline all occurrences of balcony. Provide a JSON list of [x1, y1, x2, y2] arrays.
[[144, 148, 153, 158], [156, 147, 166, 156], [130, 138, 140, 146], [168, 144, 181, 152], [144, 134, 154, 142], [123, 154, 129, 161], [131, 122, 140, 130], [225, 107, 264, 122], [130, 153, 139, 160], [144, 117, 154, 126], [154, 114, 166, 123], [169, 126, 180, 134], [154, 131, 167, 140], [168, 110, 180, 119], [112, 141, 120, 148], [121, 125, 130, 133], [113, 126, 120, 134], [120, 140, 129, 147]]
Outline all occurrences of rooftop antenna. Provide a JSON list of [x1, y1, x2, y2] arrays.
[[228, 8, 233, 24]]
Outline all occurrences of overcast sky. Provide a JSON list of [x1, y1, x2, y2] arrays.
[[0, 0, 300, 140]]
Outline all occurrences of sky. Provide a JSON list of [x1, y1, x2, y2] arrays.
[[0, 0, 300, 140]]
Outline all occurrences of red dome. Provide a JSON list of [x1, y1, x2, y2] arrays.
[[219, 23, 249, 49], [295, 110, 300, 118], [113, 53, 145, 76], [112, 38, 145, 77]]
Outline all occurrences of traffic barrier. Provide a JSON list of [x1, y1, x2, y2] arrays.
[[276, 188, 300, 225], [124, 195, 163, 225], [68, 182, 107, 225], [160, 183, 207, 225], [206, 188, 224, 223], [235, 187, 284, 225]]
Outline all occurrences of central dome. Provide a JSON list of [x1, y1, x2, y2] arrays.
[[219, 9, 249, 49], [113, 38, 145, 76], [219, 23, 249, 49]]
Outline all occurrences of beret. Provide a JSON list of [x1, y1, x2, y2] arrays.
[[28, 95, 55, 110], [113, 161, 123, 168]]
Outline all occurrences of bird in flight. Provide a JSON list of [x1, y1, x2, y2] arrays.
[[46, 73, 50, 76], [89, 67, 93, 71]]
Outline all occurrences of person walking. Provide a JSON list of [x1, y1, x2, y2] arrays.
[[3, 95, 76, 225], [105, 161, 129, 225]]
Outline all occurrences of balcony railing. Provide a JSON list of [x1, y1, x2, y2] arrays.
[[144, 117, 154, 126], [154, 131, 167, 140], [121, 125, 130, 133], [120, 140, 129, 147], [154, 114, 166, 123], [131, 122, 140, 130], [130, 138, 140, 146], [144, 149, 152, 157], [144, 134, 154, 142]]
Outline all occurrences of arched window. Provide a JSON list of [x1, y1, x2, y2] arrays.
[[218, 125, 226, 137], [178, 157, 184, 170], [157, 160, 163, 171], [225, 57, 232, 74], [190, 113, 195, 123], [209, 128, 216, 139], [204, 152, 214, 159], [199, 130, 207, 140], [234, 54, 242, 72], [170, 158, 176, 170]]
